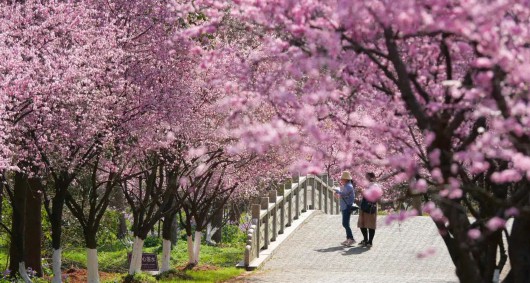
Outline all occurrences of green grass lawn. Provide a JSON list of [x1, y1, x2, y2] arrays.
[[158, 268, 243, 283], [0, 239, 246, 282], [61, 240, 244, 271], [99, 267, 244, 283]]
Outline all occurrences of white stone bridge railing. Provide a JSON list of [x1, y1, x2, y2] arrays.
[[243, 174, 338, 269]]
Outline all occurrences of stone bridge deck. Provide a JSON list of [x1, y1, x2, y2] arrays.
[[232, 211, 459, 283]]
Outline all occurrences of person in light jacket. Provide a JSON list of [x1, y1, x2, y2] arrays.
[[334, 171, 356, 246]]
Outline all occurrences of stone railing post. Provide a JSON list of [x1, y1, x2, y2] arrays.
[[261, 197, 269, 249], [278, 186, 285, 234], [269, 190, 277, 241], [327, 189, 331, 215], [317, 179, 322, 210], [245, 224, 255, 266], [292, 173, 300, 184], [294, 183, 300, 220], [285, 180, 293, 227], [322, 175, 328, 214], [324, 188, 328, 214], [260, 196, 269, 210], [310, 177, 315, 210], [302, 176, 308, 212], [327, 175, 333, 214], [251, 204, 261, 258]]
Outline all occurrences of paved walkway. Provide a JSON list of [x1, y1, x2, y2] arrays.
[[233, 211, 458, 283]]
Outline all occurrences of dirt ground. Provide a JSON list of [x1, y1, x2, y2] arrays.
[[60, 264, 221, 282], [63, 268, 119, 283]]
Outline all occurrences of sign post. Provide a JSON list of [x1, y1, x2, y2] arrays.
[[127, 253, 159, 271]]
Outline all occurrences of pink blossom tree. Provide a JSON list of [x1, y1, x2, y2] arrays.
[[0, 1, 127, 281], [177, 1, 530, 282]]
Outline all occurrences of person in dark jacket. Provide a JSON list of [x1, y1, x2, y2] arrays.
[[358, 172, 378, 247]]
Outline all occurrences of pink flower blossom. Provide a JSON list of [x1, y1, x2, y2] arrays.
[[448, 188, 463, 199], [422, 201, 436, 214], [384, 209, 418, 225], [179, 177, 190, 188], [429, 149, 441, 166], [417, 247, 436, 259], [431, 168, 444, 183], [504, 207, 519, 217], [429, 208, 445, 222], [474, 57, 493, 68], [486, 217, 506, 231], [412, 178, 428, 193], [363, 183, 383, 202], [467, 229, 481, 240], [491, 169, 522, 183]]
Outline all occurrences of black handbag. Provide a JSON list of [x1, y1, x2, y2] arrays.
[[360, 198, 377, 214], [341, 197, 358, 214], [349, 202, 359, 214]]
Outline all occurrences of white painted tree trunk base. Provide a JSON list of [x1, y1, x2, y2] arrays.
[[193, 231, 202, 264], [161, 239, 171, 272], [87, 249, 100, 283], [18, 262, 32, 283], [52, 249, 62, 283], [128, 237, 145, 275], [206, 223, 219, 245], [187, 235, 195, 265]]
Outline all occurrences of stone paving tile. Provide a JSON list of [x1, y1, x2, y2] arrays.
[[235, 211, 459, 283]]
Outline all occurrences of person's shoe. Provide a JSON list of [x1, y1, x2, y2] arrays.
[[366, 242, 372, 248], [359, 240, 367, 246], [346, 239, 356, 246], [341, 239, 350, 246]]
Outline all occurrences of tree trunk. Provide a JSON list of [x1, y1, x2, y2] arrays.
[[9, 172, 27, 278], [507, 216, 530, 283], [205, 224, 215, 245], [84, 230, 99, 282], [18, 262, 32, 283], [411, 195, 422, 215], [170, 215, 178, 247], [441, 204, 482, 283], [161, 239, 171, 272], [118, 213, 127, 240], [161, 213, 176, 272], [86, 249, 100, 283], [186, 235, 194, 265], [128, 236, 145, 275], [51, 197, 65, 283], [52, 249, 62, 283], [193, 231, 202, 264], [0, 180, 3, 233], [211, 208, 223, 244], [25, 178, 43, 277]]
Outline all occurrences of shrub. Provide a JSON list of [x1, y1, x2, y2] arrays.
[[222, 224, 247, 246], [143, 235, 161, 248]]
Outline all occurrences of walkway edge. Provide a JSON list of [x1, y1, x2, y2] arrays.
[[236, 210, 320, 271]]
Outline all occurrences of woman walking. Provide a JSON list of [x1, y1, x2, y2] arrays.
[[334, 171, 356, 246]]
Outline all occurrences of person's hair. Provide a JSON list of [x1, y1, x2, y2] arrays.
[[366, 172, 376, 179]]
